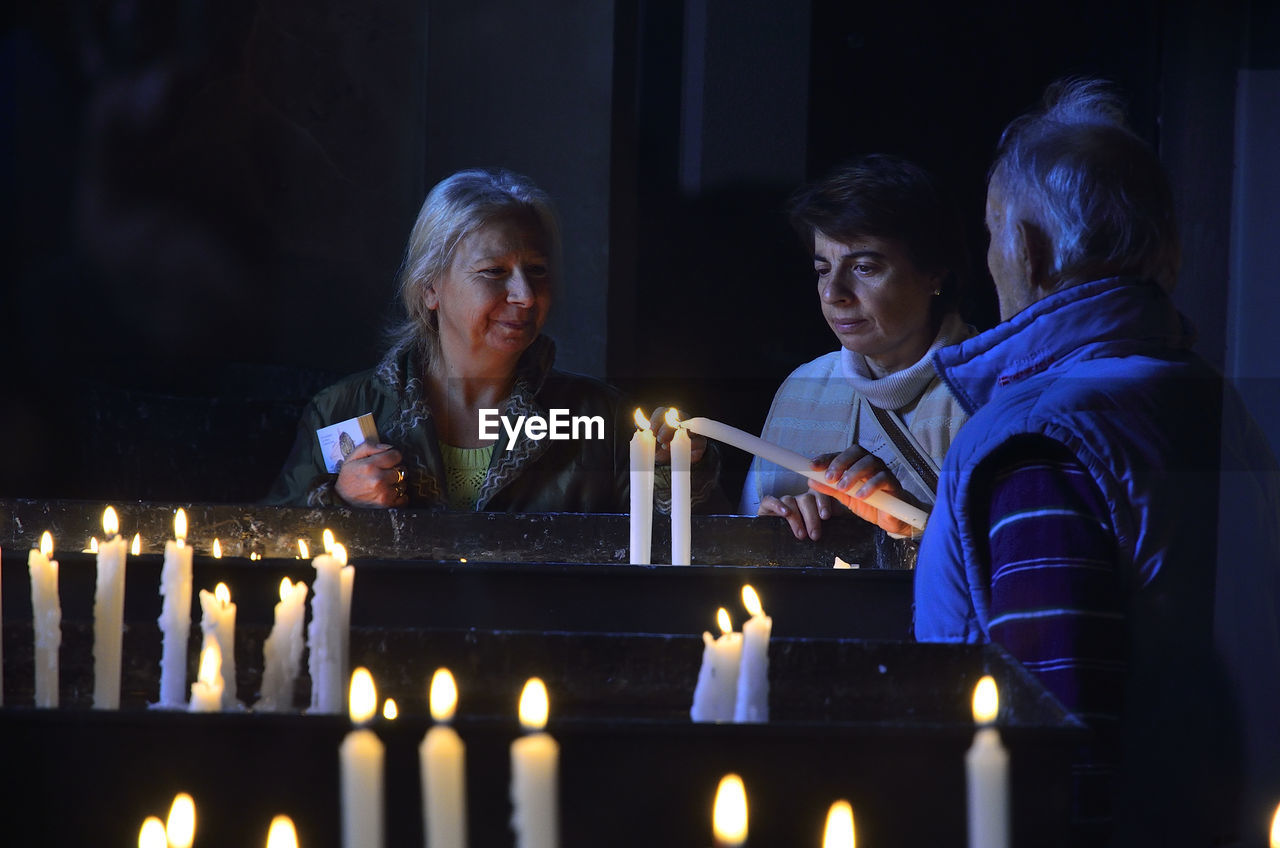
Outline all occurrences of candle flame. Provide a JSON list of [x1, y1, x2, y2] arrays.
[[89, 537, 98, 554], [103, 506, 119, 537], [250, 551, 261, 561], [383, 698, 398, 720], [174, 508, 187, 544], [323, 528, 335, 554], [664, 407, 682, 428], [266, 815, 299, 848], [1271, 801, 1280, 848], [633, 408, 649, 429], [712, 773, 748, 845], [214, 582, 231, 606], [717, 607, 733, 635], [138, 816, 166, 848], [430, 668, 458, 722], [279, 578, 293, 602], [297, 539, 310, 559], [40, 531, 53, 558], [332, 543, 348, 566], [823, 800, 855, 848], [518, 677, 549, 732], [741, 584, 763, 617], [349, 667, 377, 725], [166, 792, 196, 848], [197, 640, 222, 687], [973, 675, 999, 724], [131, 533, 141, 555], [212, 538, 222, 559]]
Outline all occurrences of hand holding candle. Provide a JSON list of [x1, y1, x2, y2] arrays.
[[28, 531, 61, 708], [690, 608, 742, 722], [510, 677, 559, 848], [341, 667, 385, 848], [421, 667, 467, 848], [712, 773, 747, 848], [629, 409, 656, 565], [734, 585, 772, 723], [966, 675, 1009, 848]]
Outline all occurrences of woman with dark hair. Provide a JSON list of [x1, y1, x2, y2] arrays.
[[740, 154, 975, 540], [268, 168, 721, 512]]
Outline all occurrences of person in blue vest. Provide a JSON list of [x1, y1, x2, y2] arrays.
[[816, 79, 1280, 845]]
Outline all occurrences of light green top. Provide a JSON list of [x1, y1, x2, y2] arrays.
[[439, 442, 494, 510]]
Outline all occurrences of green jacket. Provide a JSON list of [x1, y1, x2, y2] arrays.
[[265, 336, 725, 513]]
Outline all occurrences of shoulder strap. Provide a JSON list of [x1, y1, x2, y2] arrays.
[[867, 403, 939, 494]]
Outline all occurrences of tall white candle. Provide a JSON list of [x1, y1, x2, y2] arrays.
[[823, 800, 855, 848], [667, 408, 691, 565], [966, 675, 1009, 848], [340, 560, 354, 697], [690, 608, 742, 722], [198, 582, 238, 710], [629, 409, 656, 565], [188, 636, 224, 713], [341, 667, 385, 848], [27, 531, 60, 708], [309, 539, 346, 713], [93, 507, 128, 709], [510, 677, 559, 848], [258, 577, 309, 712], [712, 773, 747, 848], [682, 416, 929, 530], [734, 584, 772, 723], [158, 509, 194, 708], [421, 667, 467, 848]]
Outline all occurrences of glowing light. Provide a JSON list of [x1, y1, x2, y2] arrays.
[[137, 817, 166, 848], [88, 537, 98, 554], [131, 533, 141, 555], [332, 543, 348, 567], [712, 773, 748, 846], [717, 608, 733, 636], [212, 539, 222, 559], [823, 800, 855, 848], [664, 407, 682, 428], [266, 815, 299, 848], [1270, 800, 1279, 848], [279, 578, 293, 603], [214, 582, 231, 606], [103, 506, 119, 538], [165, 792, 196, 848], [383, 698, 398, 720], [633, 408, 649, 429], [973, 675, 999, 724], [40, 531, 53, 558], [174, 509, 187, 544], [349, 667, 377, 725], [197, 641, 222, 687], [430, 668, 458, 722], [741, 585, 763, 617], [297, 539, 310, 559], [323, 528, 335, 554], [518, 677, 549, 732]]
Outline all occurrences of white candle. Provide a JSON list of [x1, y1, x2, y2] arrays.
[[308, 540, 346, 713], [158, 509, 194, 708], [712, 773, 747, 848], [823, 800, 855, 848], [667, 408, 691, 565], [966, 675, 1009, 848], [682, 416, 929, 530], [258, 577, 309, 712], [188, 636, 224, 713], [510, 677, 559, 848], [94, 507, 128, 709], [690, 608, 742, 722], [27, 531, 60, 708], [198, 582, 238, 710], [340, 560, 354, 697], [734, 585, 771, 723], [421, 667, 467, 848], [629, 409, 655, 565], [341, 667, 385, 848]]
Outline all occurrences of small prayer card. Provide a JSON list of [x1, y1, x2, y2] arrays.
[[316, 413, 379, 473]]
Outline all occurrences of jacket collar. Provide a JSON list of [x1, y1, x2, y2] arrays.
[[932, 277, 1196, 415]]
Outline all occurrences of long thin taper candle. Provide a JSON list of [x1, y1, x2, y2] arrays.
[[93, 506, 128, 708]]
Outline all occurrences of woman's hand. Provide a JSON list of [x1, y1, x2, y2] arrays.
[[805, 446, 919, 536], [650, 407, 708, 465], [335, 441, 408, 508], [758, 492, 840, 540]]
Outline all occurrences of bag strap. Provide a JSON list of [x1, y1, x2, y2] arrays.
[[866, 403, 939, 494]]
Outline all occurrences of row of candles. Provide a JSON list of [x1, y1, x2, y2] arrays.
[[690, 585, 773, 723], [138, 791, 299, 847]]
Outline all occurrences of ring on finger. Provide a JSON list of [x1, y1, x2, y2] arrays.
[[394, 467, 406, 484]]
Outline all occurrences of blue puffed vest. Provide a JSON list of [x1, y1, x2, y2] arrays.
[[915, 276, 1280, 842]]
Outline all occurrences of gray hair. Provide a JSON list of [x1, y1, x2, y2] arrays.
[[389, 168, 561, 354], [991, 78, 1180, 292]]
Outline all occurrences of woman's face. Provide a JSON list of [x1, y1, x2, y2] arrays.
[[427, 213, 553, 368], [813, 230, 941, 374]]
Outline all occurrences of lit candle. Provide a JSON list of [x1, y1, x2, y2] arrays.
[[733, 585, 771, 723], [629, 409, 655, 565], [94, 506, 128, 709], [197, 582, 238, 709], [138, 816, 166, 848], [510, 677, 559, 848], [266, 815, 299, 848], [166, 792, 196, 848], [131, 533, 141, 555], [690, 608, 742, 722], [258, 577, 309, 712], [966, 675, 1009, 848], [188, 636, 224, 713], [212, 539, 222, 559], [340, 556, 354, 700], [383, 699, 398, 719], [823, 800, 855, 848], [309, 537, 347, 713], [712, 773, 747, 848], [1270, 801, 1279, 848], [158, 509, 194, 708], [298, 539, 310, 559], [421, 667, 467, 848], [681, 416, 928, 531], [341, 667, 385, 848], [28, 531, 60, 708], [667, 408, 691, 565]]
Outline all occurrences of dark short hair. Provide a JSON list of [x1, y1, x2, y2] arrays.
[[787, 154, 970, 320]]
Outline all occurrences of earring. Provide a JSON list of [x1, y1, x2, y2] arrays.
[[933, 287, 942, 296]]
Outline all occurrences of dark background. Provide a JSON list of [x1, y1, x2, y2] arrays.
[[3, 0, 1277, 504]]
